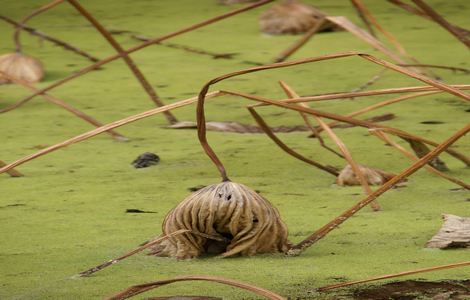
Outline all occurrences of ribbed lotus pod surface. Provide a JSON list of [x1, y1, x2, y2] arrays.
[[259, 0, 339, 35], [0, 53, 44, 84], [148, 181, 291, 259], [336, 164, 397, 186]]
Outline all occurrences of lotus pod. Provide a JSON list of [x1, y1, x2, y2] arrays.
[[336, 164, 397, 186], [149, 181, 291, 259], [259, 0, 339, 35], [0, 53, 44, 84]]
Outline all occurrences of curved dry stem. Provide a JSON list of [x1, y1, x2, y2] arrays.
[[66, 0, 178, 124], [318, 260, 470, 291], [0, 71, 126, 141], [104, 275, 286, 300], [196, 51, 470, 181], [0, 0, 273, 114], [370, 130, 470, 190], [247, 107, 339, 176], [288, 124, 470, 256], [0, 91, 223, 175], [13, 0, 65, 53]]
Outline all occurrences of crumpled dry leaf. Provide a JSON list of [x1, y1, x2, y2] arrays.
[[259, 0, 341, 35], [426, 214, 470, 249], [336, 164, 400, 186], [166, 121, 308, 133], [0, 53, 44, 84], [148, 181, 291, 259]]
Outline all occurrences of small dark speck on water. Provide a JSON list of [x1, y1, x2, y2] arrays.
[[132, 152, 160, 168], [126, 209, 156, 213], [420, 121, 444, 124], [188, 185, 206, 192]]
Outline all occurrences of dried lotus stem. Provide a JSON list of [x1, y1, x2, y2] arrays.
[[149, 182, 290, 259], [0, 71, 126, 141], [318, 260, 470, 291], [411, 0, 470, 49], [288, 123, 470, 255], [277, 81, 344, 158], [370, 130, 470, 190], [0, 15, 100, 62], [196, 51, 470, 182], [1, 0, 273, 114], [0, 160, 23, 177], [279, 81, 380, 210], [247, 107, 339, 176], [66, 0, 178, 124], [13, 0, 64, 53], [104, 275, 286, 300], [273, 17, 326, 63], [77, 229, 190, 277], [224, 89, 470, 167], [0, 91, 223, 175]]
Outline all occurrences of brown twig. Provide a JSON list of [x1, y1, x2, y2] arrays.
[[0, 160, 23, 177], [247, 107, 339, 176], [225, 89, 470, 167], [318, 260, 470, 291], [350, 0, 376, 37], [195, 51, 470, 182], [287, 123, 470, 255], [0, 0, 274, 114], [411, 0, 470, 49], [104, 275, 286, 300], [397, 63, 470, 74], [350, 68, 387, 94], [279, 82, 380, 211], [66, 0, 178, 124], [131, 35, 238, 60], [13, 0, 65, 53], [77, 230, 189, 277], [370, 130, 470, 189], [387, 0, 470, 37], [275, 84, 470, 104], [278, 81, 344, 158], [0, 92, 223, 175], [273, 17, 326, 63], [348, 0, 436, 78], [0, 71, 127, 141], [0, 15, 99, 62]]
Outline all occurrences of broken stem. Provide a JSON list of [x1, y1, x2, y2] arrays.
[[370, 130, 470, 190], [0, 160, 23, 177], [66, 0, 178, 124], [287, 123, 470, 255], [0, 0, 273, 114], [13, 0, 65, 53], [0, 15, 99, 62], [318, 260, 470, 291], [0, 91, 223, 175], [280, 81, 380, 211], [1, 71, 127, 141], [77, 229, 189, 277]]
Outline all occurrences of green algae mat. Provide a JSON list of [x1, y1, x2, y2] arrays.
[[1, 0, 469, 299]]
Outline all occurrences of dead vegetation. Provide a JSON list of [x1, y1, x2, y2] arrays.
[[1, 0, 469, 298]]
